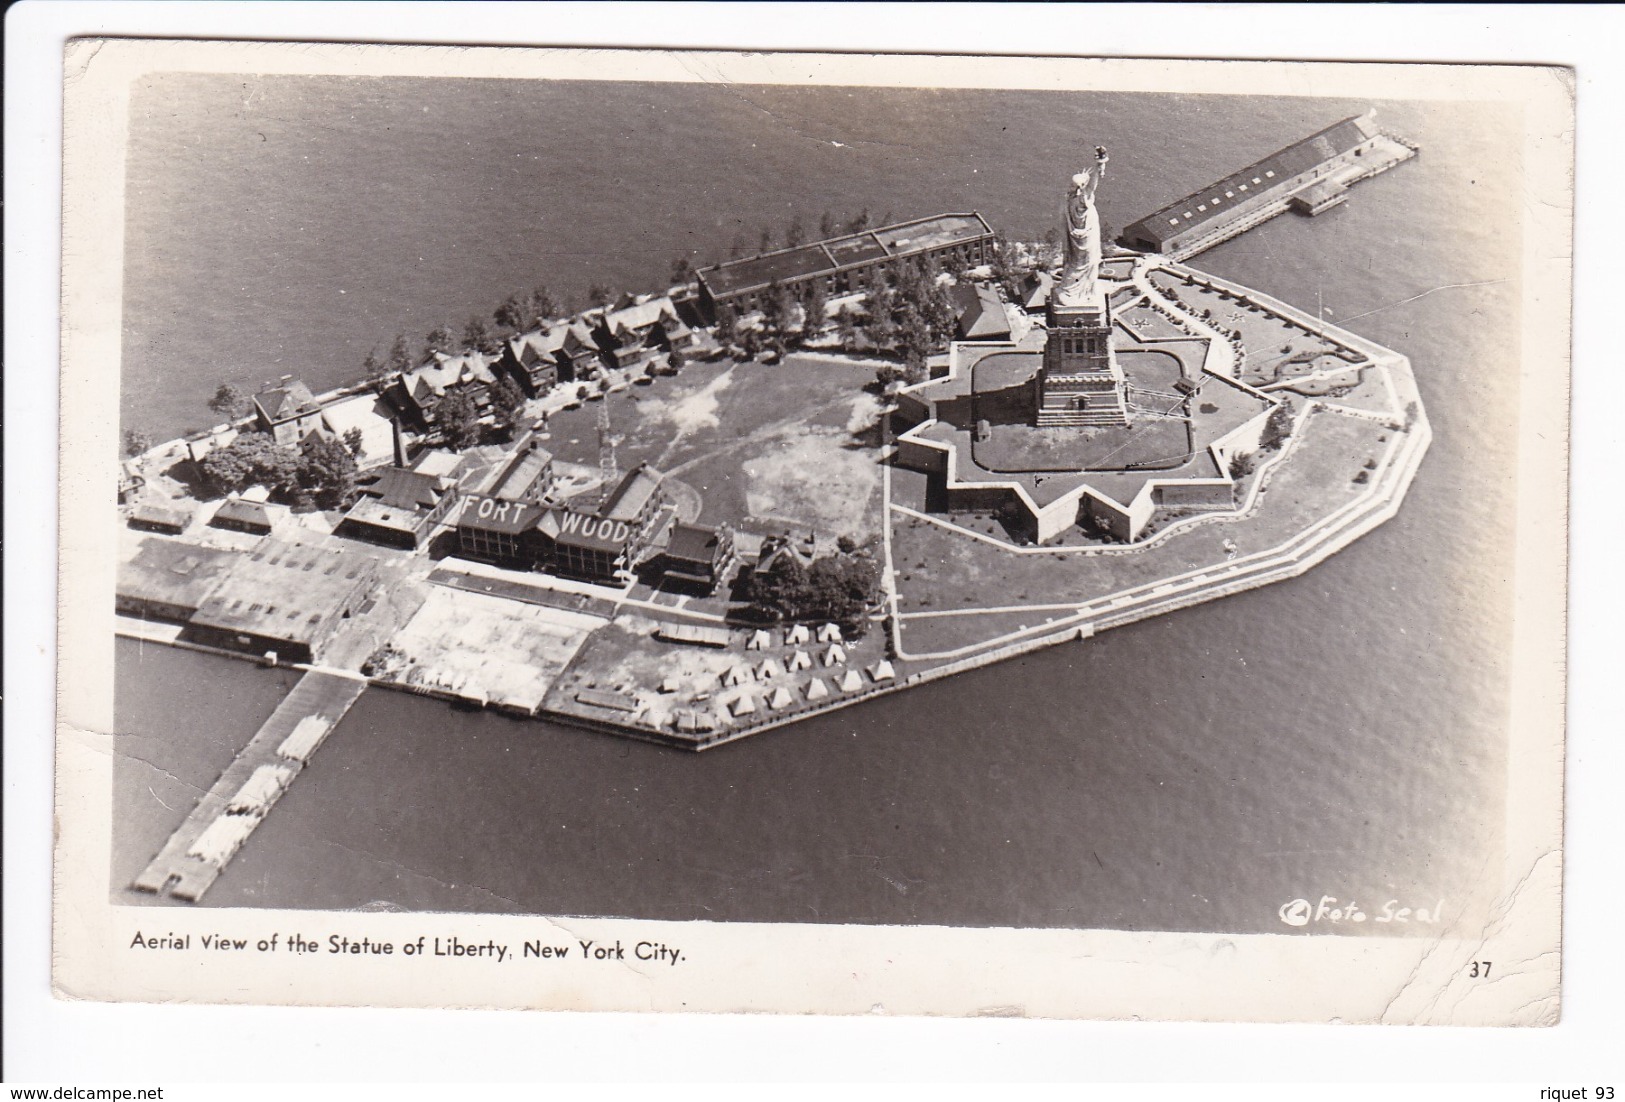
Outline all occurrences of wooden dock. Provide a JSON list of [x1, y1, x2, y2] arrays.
[[133, 669, 367, 902]]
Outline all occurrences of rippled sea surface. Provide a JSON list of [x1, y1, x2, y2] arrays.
[[115, 79, 1520, 933]]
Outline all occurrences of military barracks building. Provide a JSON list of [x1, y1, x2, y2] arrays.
[[695, 213, 996, 317], [1119, 114, 1386, 257], [456, 462, 684, 587]]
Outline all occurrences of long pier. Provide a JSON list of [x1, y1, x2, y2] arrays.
[[133, 668, 366, 901]]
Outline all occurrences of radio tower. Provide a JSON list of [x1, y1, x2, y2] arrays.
[[597, 397, 620, 491]]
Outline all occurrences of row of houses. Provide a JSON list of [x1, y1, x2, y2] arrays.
[[384, 293, 706, 433], [235, 292, 706, 464]]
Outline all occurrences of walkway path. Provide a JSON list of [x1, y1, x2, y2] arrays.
[[133, 669, 366, 902]]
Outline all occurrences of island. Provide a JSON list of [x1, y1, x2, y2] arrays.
[[115, 111, 1425, 901]]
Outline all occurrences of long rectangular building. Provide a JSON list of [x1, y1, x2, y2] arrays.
[[695, 212, 996, 316], [1118, 114, 1393, 257]]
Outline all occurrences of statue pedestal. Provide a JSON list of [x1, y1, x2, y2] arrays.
[[1036, 291, 1128, 427]]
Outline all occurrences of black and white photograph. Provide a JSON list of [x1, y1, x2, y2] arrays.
[[46, 35, 1569, 1026]]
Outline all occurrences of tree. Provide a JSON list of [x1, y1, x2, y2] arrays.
[[200, 432, 299, 496], [1227, 451, 1255, 481], [834, 304, 860, 349], [586, 283, 614, 309], [846, 208, 872, 234], [298, 433, 359, 511], [1261, 403, 1294, 451], [436, 389, 482, 451], [760, 280, 792, 342], [818, 210, 838, 239], [494, 293, 526, 333], [207, 383, 251, 422], [463, 315, 497, 355], [527, 285, 562, 327], [729, 233, 748, 260], [362, 346, 391, 385], [489, 374, 527, 434], [123, 428, 153, 458], [758, 226, 775, 253], [342, 427, 365, 458], [670, 255, 694, 287], [749, 549, 879, 633], [785, 214, 805, 248], [800, 279, 828, 338], [712, 303, 739, 350], [425, 325, 457, 356], [902, 348, 929, 385], [388, 334, 414, 375]]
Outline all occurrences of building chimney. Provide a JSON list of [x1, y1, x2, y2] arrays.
[[392, 417, 408, 468]]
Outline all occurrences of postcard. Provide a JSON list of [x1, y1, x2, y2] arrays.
[[54, 38, 1570, 1023]]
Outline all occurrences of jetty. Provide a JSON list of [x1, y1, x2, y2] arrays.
[[133, 669, 366, 901], [1118, 113, 1418, 261]]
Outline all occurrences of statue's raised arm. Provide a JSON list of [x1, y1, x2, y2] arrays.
[[1054, 145, 1109, 307], [1078, 146, 1109, 203]]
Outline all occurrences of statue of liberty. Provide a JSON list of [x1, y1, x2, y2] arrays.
[[1053, 145, 1109, 308]]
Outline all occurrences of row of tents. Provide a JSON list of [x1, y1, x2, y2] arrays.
[[724, 660, 897, 718], [721, 645, 850, 686], [744, 622, 844, 649]]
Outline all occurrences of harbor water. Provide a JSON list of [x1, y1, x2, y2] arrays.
[[115, 78, 1521, 933]]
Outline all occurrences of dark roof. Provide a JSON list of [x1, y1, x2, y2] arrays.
[[698, 212, 995, 299], [117, 539, 240, 610], [253, 380, 320, 423], [1123, 115, 1379, 244], [665, 523, 721, 566], [574, 688, 638, 713], [553, 509, 636, 553], [600, 464, 664, 522], [953, 283, 1011, 341], [455, 493, 548, 536], [189, 539, 378, 642], [129, 503, 192, 530], [485, 441, 554, 501], [212, 499, 273, 530], [355, 467, 447, 512]]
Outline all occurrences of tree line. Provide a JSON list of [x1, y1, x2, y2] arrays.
[[710, 249, 966, 389], [742, 539, 881, 636], [198, 429, 362, 512]]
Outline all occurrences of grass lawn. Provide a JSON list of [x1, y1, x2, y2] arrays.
[[540, 355, 887, 540], [887, 407, 1394, 620], [1294, 365, 1399, 419], [898, 608, 1082, 657], [1149, 270, 1344, 387], [1117, 302, 1198, 341]]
